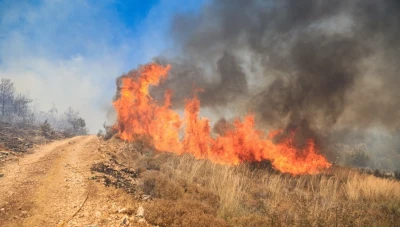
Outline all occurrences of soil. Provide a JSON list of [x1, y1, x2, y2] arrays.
[[0, 135, 150, 227]]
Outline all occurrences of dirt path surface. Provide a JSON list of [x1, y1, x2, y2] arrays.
[[0, 136, 145, 227]]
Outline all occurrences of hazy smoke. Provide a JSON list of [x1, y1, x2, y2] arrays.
[[142, 0, 400, 169]]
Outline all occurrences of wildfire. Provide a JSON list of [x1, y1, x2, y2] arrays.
[[113, 63, 331, 175]]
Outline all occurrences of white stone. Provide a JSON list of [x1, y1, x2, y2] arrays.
[[136, 206, 144, 217]]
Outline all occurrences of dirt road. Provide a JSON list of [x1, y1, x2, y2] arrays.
[[0, 136, 141, 227]]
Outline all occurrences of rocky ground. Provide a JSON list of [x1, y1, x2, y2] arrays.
[[0, 122, 65, 165]]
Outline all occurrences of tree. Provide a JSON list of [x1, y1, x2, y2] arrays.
[[64, 107, 88, 135], [12, 94, 32, 121], [74, 117, 87, 134], [0, 79, 15, 120], [0, 79, 89, 134], [48, 105, 58, 123]]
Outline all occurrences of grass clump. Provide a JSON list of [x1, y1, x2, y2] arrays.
[[109, 139, 400, 226], [145, 199, 227, 227]]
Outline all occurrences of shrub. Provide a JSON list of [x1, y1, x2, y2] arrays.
[[229, 215, 269, 227], [184, 183, 220, 209], [395, 171, 400, 181], [345, 146, 370, 167], [40, 120, 52, 137], [144, 199, 227, 227], [136, 157, 162, 171], [97, 129, 104, 138], [103, 122, 117, 140], [140, 171, 184, 200]]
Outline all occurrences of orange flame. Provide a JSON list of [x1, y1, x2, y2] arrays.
[[113, 63, 331, 175]]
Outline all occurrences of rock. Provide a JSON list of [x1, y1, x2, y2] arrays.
[[136, 206, 144, 217], [142, 194, 151, 201], [20, 211, 28, 217], [0, 173, 4, 178], [118, 208, 127, 213], [0, 208, 5, 212], [121, 216, 129, 225], [95, 211, 101, 217]]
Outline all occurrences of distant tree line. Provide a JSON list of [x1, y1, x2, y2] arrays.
[[0, 78, 88, 136], [0, 79, 33, 123]]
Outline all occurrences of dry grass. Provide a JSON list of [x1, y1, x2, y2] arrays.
[[114, 140, 400, 227], [145, 199, 227, 227]]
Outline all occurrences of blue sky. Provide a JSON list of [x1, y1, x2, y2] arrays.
[[0, 0, 205, 132]]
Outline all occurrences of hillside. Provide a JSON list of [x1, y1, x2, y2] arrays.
[[2, 1, 400, 226], [0, 122, 64, 165], [1, 134, 399, 226], [93, 136, 400, 227]]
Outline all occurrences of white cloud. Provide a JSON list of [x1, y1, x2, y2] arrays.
[[0, 46, 124, 132], [0, 0, 133, 132]]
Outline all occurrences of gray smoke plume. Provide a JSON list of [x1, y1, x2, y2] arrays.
[[148, 0, 400, 169]]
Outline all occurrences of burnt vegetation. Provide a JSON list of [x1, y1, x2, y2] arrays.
[[0, 78, 88, 155]]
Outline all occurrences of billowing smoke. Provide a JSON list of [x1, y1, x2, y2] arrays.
[[136, 0, 400, 170]]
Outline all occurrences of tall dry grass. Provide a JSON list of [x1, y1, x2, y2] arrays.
[[116, 140, 400, 226]]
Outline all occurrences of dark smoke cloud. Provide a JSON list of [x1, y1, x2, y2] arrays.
[[154, 51, 248, 107], [147, 0, 400, 168], [154, 0, 400, 127]]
